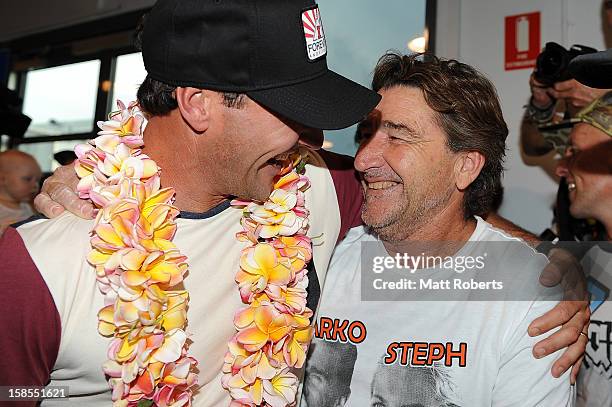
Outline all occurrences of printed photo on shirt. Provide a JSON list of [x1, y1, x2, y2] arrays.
[[370, 358, 461, 407], [303, 339, 358, 407]]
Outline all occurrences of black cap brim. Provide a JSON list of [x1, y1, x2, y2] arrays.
[[569, 49, 612, 89], [247, 70, 381, 130]]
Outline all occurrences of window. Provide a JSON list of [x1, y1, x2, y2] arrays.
[[22, 60, 101, 137], [18, 139, 87, 172], [4, 11, 149, 170], [0, 135, 9, 152], [7, 72, 17, 91], [14, 53, 147, 171], [111, 52, 147, 108]]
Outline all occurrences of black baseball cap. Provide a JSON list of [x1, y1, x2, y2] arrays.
[[568, 48, 612, 89], [141, 0, 381, 130]]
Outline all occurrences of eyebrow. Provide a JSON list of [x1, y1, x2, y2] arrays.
[[382, 120, 420, 138]]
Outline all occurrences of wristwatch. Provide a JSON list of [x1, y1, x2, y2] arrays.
[[524, 97, 556, 124]]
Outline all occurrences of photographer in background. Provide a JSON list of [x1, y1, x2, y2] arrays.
[[522, 43, 608, 156], [521, 42, 611, 241], [553, 91, 612, 407]]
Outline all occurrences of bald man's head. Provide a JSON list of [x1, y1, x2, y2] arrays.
[[0, 150, 42, 204]]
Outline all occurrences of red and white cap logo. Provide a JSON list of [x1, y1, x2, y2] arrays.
[[302, 6, 327, 61]]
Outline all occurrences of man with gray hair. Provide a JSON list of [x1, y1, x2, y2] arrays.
[[302, 53, 576, 405]]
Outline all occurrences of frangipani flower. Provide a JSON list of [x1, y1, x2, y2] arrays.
[[263, 189, 297, 213], [96, 192, 178, 247], [121, 156, 159, 180], [235, 304, 292, 353], [262, 369, 299, 407], [264, 284, 308, 314], [153, 383, 192, 407], [279, 325, 312, 368], [247, 205, 301, 239], [273, 170, 309, 193], [129, 361, 164, 398], [159, 355, 198, 387], [74, 143, 106, 199], [161, 291, 189, 332], [241, 180, 309, 239], [224, 366, 298, 407], [236, 243, 293, 302], [152, 328, 188, 364], [96, 100, 146, 151], [272, 236, 312, 275]]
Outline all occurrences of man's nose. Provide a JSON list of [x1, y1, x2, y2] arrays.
[[354, 131, 384, 173]]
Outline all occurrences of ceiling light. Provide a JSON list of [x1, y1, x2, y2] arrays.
[[407, 36, 426, 53]]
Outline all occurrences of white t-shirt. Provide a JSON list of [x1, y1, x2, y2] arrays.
[[2, 150, 361, 406], [301, 217, 575, 407], [577, 244, 612, 407]]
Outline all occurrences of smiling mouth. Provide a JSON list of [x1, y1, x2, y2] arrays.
[[267, 150, 298, 167], [363, 181, 401, 190]]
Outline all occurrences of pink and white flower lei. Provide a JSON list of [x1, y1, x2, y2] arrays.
[[222, 153, 313, 407], [75, 101, 197, 406]]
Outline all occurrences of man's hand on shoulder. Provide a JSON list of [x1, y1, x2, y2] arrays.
[[486, 213, 588, 383], [34, 164, 94, 219], [529, 246, 589, 384]]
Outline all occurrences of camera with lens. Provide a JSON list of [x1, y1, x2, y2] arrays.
[[534, 42, 597, 87]]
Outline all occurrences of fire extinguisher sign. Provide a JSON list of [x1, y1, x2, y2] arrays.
[[504, 11, 541, 70]]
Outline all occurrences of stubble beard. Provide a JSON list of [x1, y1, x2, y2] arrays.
[[363, 185, 454, 242]]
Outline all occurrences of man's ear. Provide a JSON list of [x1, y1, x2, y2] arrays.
[[175, 87, 212, 133], [455, 151, 485, 190]]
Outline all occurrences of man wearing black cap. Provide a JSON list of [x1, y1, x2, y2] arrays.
[[0, 1, 378, 405]]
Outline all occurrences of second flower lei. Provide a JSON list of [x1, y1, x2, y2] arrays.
[[222, 152, 314, 407], [74, 100, 313, 407]]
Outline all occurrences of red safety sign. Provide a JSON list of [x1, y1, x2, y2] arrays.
[[504, 12, 541, 70]]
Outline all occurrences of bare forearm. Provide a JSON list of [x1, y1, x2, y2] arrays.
[[485, 212, 540, 247], [520, 114, 554, 157]]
